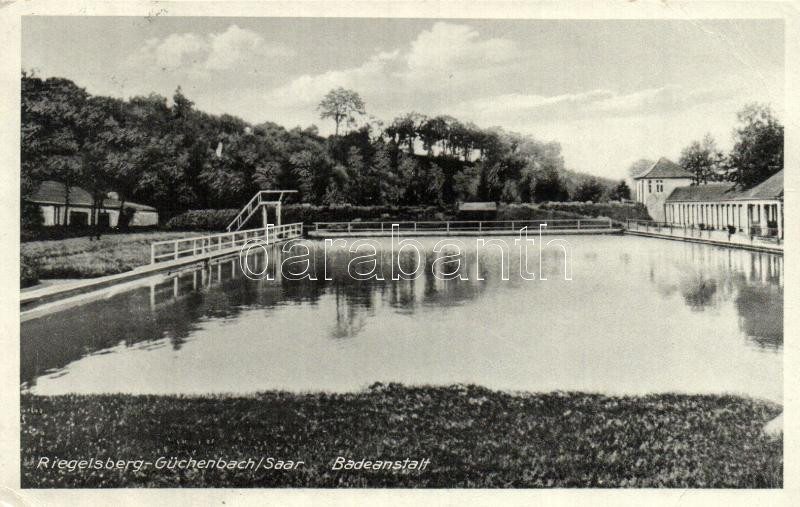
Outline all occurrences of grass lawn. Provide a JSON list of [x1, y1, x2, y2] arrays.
[[21, 231, 201, 279], [21, 384, 782, 488]]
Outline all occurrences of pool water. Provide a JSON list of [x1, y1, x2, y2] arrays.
[[21, 235, 782, 402]]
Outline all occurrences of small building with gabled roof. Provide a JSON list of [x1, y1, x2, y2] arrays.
[[28, 180, 159, 227], [632, 157, 694, 203], [632, 158, 694, 220]]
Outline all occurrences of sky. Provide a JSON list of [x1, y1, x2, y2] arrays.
[[22, 17, 784, 180]]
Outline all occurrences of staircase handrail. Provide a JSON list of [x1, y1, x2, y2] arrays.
[[226, 191, 266, 232]]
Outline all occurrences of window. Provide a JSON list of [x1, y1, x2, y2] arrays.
[[648, 180, 652, 193], [656, 180, 663, 192]]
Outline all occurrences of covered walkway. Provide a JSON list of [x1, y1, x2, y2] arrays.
[[664, 170, 783, 242]]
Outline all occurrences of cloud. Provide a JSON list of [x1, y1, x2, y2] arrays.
[[264, 22, 521, 114], [403, 22, 517, 87], [449, 85, 740, 125], [130, 24, 293, 79], [143, 33, 206, 70], [267, 50, 400, 108]]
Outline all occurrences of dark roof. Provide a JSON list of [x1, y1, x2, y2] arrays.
[[459, 202, 497, 211], [633, 157, 694, 179], [739, 170, 783, 200], [666, 170, 784, 202], [28, 180, 157, 211], [667, 183, 737, 202]]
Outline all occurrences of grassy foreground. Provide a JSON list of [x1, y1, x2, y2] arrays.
[[21, 231, 199, 280], [21, 384, 781, 488]]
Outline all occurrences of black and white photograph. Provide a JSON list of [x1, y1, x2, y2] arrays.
[[3, 1, 797, 503]]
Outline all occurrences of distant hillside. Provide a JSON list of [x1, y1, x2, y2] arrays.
[[562, 168, 618, 195], [22, 74, 619, 219]]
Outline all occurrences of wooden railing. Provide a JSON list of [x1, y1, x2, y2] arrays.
[[313, 219, 614, 233], [151, 223, 303, 264]]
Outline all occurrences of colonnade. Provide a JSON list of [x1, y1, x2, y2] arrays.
[[665, 200, 783, 239]]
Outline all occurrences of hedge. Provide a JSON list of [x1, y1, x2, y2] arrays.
[[164, 203, 647, 231], [539, 201, 651, 223], [165, 205, 458, 231], [496, 203, 585, 221], [21, 254, 40, 288], [165, 209, 239, 231]]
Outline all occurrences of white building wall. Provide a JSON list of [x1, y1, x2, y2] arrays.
[[666, 199, 783, 238], [34, 203, 156, 227], [131, 210, 159, 226], [40, 205, 56, 226], [635, 177, 694, 222], [634, 177, 693, 204]]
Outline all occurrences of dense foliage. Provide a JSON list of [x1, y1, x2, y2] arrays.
[[22, 385, 781, 487], [538, 202, 650, 223], [20, 253, 40, 288], [679, 134, 726, 185], [22, 74, 619, 227], [677, 104, 783, 188], [727, 104, 784, 188], [625, 104, 783, 189]]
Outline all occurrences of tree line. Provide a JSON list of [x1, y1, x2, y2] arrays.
[[627, 103, 783, 189], [22, 75, 630, 229]]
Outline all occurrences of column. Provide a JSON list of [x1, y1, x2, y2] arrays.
[[778, 203, 783, 239], [737, 205, 741, 231], [276, 201, 282, 227], [262, 205, 268, 229]]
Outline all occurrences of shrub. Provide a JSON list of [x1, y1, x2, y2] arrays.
[[163, 203, 650, 231], [282, 204, 454, 224], [496, 203, 583, 221], [20, 254, 40, 288], [21, 201, 43, 231], [539, 201, 651, 223], [165, 209, 239, 231], [165, 206, 458, 230]]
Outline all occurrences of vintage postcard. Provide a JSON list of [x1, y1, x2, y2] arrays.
[[1, 0, 797, 505]]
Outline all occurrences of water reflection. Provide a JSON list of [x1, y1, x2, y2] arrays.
[[21, 237, 782, 401], [644, 242, 783, 348], [735, 285, 783, 349], [680, 276, 718, 311]]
